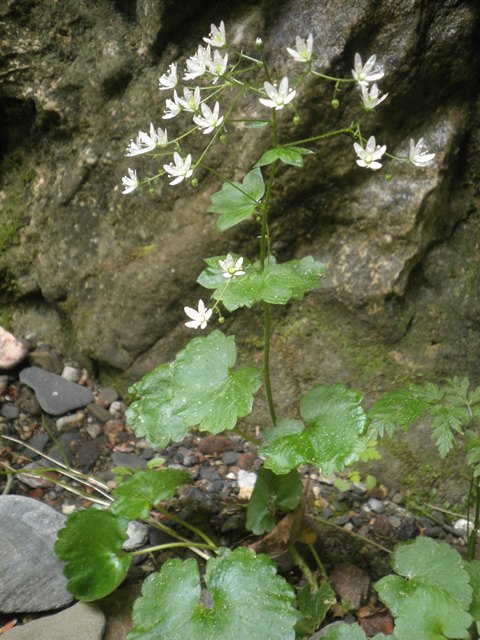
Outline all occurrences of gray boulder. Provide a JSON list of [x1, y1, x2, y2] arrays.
[[0, 495, 73, 613]]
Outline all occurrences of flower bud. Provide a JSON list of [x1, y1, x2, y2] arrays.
[[219, 134, 227, 144], [218, 316, 225, 324], [149, 187, 155, 194], [255, 37, 264, 50], [293, 115, 301, 125], [191, 178, 199, 187], [331, 98, 340, 109], [384, 173, 393, 182]]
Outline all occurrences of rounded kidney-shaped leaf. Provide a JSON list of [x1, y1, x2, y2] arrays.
[[127, 547, 297, 640], [54, 508, 131, 601], [260, 384, 367, 475]]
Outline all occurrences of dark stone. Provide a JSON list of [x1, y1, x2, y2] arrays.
[[87, 403, 113, 423], [222, 451, 240, 465], [111, 451, 147, 470], [1, 403, 19, 420], [19, 366, 93, 415], [199, 466, 221, 481]]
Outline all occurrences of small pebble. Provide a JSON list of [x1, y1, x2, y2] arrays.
[[86, 423, 102, 439], [61, 366, 80, 382], [87, 403, 112, 423], [237, 469, 257, 500], [1, 403, 20, 420], [56, 412, 85, 432], [367, 498, 386, 514], [222, 451, 240, 465]]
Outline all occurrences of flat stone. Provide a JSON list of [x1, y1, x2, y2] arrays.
[[0, 327, 28, 370], [0, 495, 73, 612], [29, 346, 63, 374], [1, 402, 19, 419], [19, 366, 93, 415], [5, 602, 105, 640], [87, 402, 113, 423], [330, 563, 370, 610]]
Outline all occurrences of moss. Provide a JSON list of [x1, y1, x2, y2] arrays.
[[99, 366, 131, 398], [0, 309, 13, 331]]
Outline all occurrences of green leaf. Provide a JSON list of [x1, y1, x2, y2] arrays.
[[296, 582, 335, 635], [466, 431, 480, 477], [465, 560, 480, 632], [126, 331, 262, 447], [392, 588, 472, 640], [126, 547, 297, 640], [260, 384, 367, 475], [110, 469, 191, 520], [207, 167, 265, 232], [376, 537, 473, 640], [310, 623, 389, 640], [368, 387, 428, 437], [246, 467, 303, 535], [54, 508, 131, 600], [255, 146, 314, 168], [197, 255, 326, 311], [244, 120, 270, 128]]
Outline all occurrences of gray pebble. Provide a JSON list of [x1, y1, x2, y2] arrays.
[[20, 366, 93, 415], [367, 497, 386, 514], [87, 403, 113, 423], [1, 402, 19, 420], [111, 451, 147, 470], [222, 451, 240, 465]]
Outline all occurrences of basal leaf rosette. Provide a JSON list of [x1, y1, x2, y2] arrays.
[[197, 255, 326, 311], [260, 384, 367, 475], [375, 537, 473, 640], [54, 508, 131, 601], [127, 547, 297, 640], [126, 331, 262, 447]]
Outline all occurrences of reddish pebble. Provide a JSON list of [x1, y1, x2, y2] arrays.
[[238, 453, 256, 469], [28, 488, 44, 500], [197, 436, 233, 455], [359, 610, 394, 636]]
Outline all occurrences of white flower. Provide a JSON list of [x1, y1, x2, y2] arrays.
[[353, 136, 386, 171], [163, 95, 181, 119], [193, 101, 224, 134], [360, 83, 388, 110], [175, 86, 202, 112], [286, 33, 313, 62], [159, 63, 178, 91], [184, 45, 211, 81], [126, 123, 168, 156], [203, 21, 226, 48], [409, 138, 435, 167], [259, 77, 296, 110], [184, 299, 212, 330], [352, 53, 384, 86], [219, 254, 245, 279], [163, 152, 193, 185], [121, 168, 138, 194], [207, 50, 228, 81]]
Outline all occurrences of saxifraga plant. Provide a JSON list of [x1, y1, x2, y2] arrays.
[[54, 20, 480, 640]]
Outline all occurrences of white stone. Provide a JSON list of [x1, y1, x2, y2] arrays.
[[237, 469, 257, 500], [61, 366, 80, 382], [122, 520, 149, 550], [0, 327, 28, 370]]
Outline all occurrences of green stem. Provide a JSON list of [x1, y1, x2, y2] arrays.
[[311, 514, 392, 555], [154, 504, 217, 549], [310, 70, 356, 84], [467, 475, 480, 560], [276, 126, 354, 149], [128, 541, 216, 557], [308, 543, 328, 578], [290, 544, 318, 592]]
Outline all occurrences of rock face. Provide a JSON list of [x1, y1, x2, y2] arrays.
[[0, 495, 73, 613], [0, 0, 479, 392]]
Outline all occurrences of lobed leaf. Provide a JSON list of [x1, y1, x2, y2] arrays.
[[322, 624, 389, 639], [246, 467, 303, 535], [127, 547, 297, 640], [255, 145, 314, 168], [110, 469, 191, 520], [296, 582, 336, 635], [126, 331, 262, 447], [465, 560, 480, 633], [368, 387, 428, 438], [260, 384, 367, 475], [375, 537, 473, 640], [207, 167, 265, 232], [54, 508, 131, 601], [197, 255, 325, 311]]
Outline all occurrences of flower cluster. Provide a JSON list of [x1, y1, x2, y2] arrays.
[[121, 21, 230, 194]]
